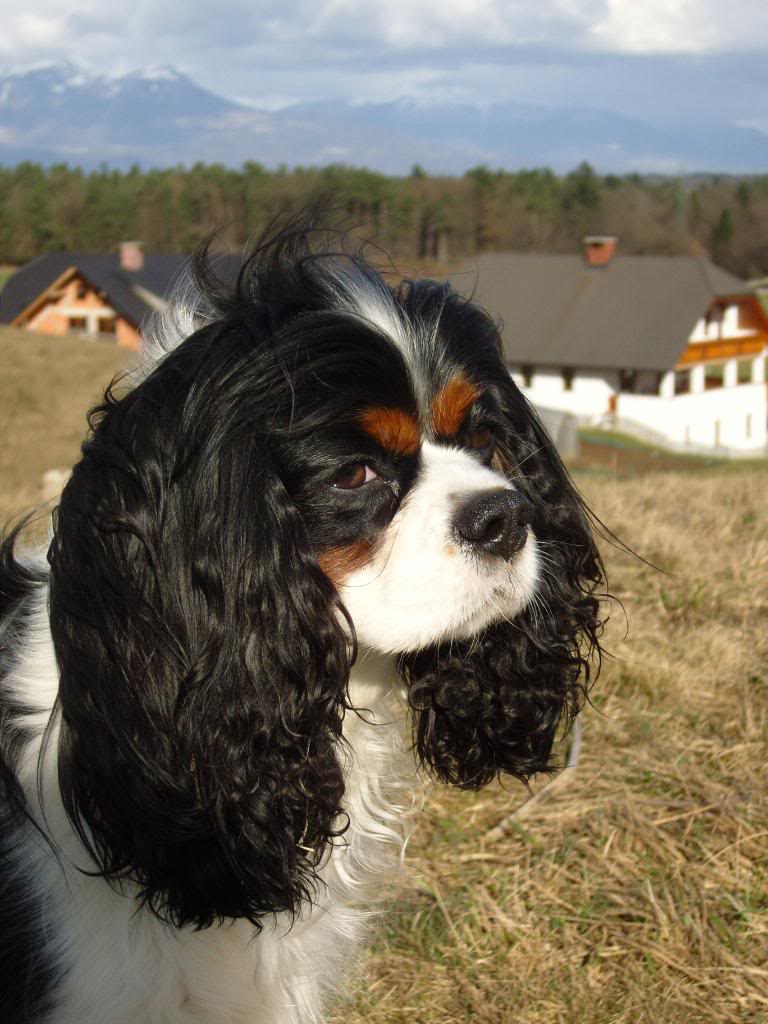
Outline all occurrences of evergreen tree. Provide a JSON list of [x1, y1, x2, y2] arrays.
[[0, 161, 764, 278]]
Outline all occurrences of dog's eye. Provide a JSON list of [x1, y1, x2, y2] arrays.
[[468, 425, 493, 451], [332, 463, 379, 489]]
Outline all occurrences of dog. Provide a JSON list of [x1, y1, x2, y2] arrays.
[[0, 223, 605, 1023]]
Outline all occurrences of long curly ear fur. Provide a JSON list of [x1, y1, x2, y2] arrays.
[[48, 285, 353, 930], [400, 303, 606, 789]]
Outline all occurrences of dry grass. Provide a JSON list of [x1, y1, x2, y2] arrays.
[[1, 328, 766, 1022], [335, 469, 768, 1024], [0, 326, 133, 524]]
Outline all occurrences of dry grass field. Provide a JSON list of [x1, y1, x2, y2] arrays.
[[1, 328, 766, 1023], [0, 326, 134, 524]]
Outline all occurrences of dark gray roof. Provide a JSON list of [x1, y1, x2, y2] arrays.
[[0, 252, 243, 328], [447, 253, 753, 372]]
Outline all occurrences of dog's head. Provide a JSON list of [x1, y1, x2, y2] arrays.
[[48, 225, 606, 928]]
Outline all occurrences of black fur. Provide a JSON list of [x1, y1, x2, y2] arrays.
[[1, 221, 607, 948]]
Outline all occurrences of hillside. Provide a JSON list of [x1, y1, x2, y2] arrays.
[[0, 327, 133, 524]]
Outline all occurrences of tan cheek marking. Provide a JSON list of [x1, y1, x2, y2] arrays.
[[431, 373, 480, 437], [318, 540, 377, 586], [359, 406, 420, 455]]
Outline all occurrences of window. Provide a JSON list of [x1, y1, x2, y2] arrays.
[[619, 369, 637, 393], [674, 370, 690, 395], [704, 364, 725, 390], [76, 282, 88, 300], [521, 365, 534, 388], [737, 359, 753, 384], [68, 317, 87, 332], [98, 317, 117, 335], [561, 368, 574, 392]]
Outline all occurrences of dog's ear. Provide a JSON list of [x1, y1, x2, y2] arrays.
[[401, 375, 606, 788], [48, 336, 352, 930]]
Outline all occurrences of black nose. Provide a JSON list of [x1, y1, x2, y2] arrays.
[[453, 489, 534, 559]]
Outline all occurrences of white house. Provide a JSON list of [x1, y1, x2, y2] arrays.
[[450, 238, 768, 456]]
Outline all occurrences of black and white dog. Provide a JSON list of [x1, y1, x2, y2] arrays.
[[0, 224, 605, 1023]]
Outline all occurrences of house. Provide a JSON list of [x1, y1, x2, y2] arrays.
[[450, 238, 768, 456], [1, 244, 194, 350]]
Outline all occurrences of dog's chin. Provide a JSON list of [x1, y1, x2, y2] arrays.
[[344, 533, 540, 656]]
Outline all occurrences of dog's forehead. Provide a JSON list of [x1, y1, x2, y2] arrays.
[[309, 266, 487, 416], [356, 371, 481, 457], [286, 298, 488, 454]]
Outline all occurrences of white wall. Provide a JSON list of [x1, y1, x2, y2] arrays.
[[510, 368, 619, 422], [510, 356, 768, 455], [617, 383, 767, 452]]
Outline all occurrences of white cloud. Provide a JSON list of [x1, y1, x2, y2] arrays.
[[591, 0, 716, 53], [591, 0, 768, 54], [309, 0, 536, 48], [0, 0, 766, 117], [0, 12, 69, 58], [1, 0, 766, 72]]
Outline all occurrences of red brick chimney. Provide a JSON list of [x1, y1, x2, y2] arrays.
[[120, 240, 144, 272], [582, 235, 617, 268]]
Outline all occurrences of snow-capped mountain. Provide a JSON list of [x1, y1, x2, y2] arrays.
[[0, 62, 766, 174], [0, 62, 241, 158]]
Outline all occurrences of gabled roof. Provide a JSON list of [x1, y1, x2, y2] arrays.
[[0, 251, 188, 326], [447, 253, 754, 372], [0, 252, 242, 328]]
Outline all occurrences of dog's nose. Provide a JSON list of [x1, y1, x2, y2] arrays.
[[453, 489, 534, 559]]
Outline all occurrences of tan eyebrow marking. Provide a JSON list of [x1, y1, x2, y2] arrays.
[[318, 540, 376, 585], [431, 373, 480, 437], [358, 406, 421, 455]]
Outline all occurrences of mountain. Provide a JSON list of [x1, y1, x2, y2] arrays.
[[1, 62, 766, 174], [0, 62, 244, 164]]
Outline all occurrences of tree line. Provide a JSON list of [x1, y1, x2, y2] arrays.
[[1, 160, 766, 279]]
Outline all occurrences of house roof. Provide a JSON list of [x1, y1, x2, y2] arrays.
[[447, 253, 754, 372], [3, 249, 757, 374], [0, 252, 242, 328]]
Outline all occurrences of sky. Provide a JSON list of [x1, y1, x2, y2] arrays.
[[0, 1, 766, 132]]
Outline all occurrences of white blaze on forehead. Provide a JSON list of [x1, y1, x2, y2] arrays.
[[321, 261, 441, 414], [338, 441, 539, 654], [323, 260, 409, 352]]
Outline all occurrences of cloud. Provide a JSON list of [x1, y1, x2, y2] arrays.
[[592, 0, 768, 54], [0, 12, 69, 58], [3, 0, 767, 71], [0, 0, 766, 133]]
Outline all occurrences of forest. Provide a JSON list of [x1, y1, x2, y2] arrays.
[[1, 160, 766, 279]]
